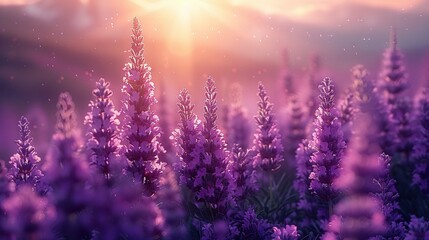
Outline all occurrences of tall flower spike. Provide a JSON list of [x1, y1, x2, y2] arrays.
[[9, 116, 44, 191], [378, 28, 408, 107], [373, 153, 405, 239], [229, 144, 258, 201], [2, 186, 55, 239], [338, 89, 355, 145], [44, 92, 90, 239], [157, 79, 174, 153], [197, 77, 231, 218], [253, 82, 284, 172], [391, 98, 414, 159], [309, 77, 346, 202], [172, 89, 204, 191], [307, 54, 322, 117], [284, 96, 306, 163], [353, 67, 396, 155], [323, 138, 386, 240], [121, 17, 165, 196], [411, 89, 429, 194], [227, 83, 251, 150], [85, 78, 122, 181]]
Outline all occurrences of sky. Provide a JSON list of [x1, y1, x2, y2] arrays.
[[0, 0, 429, 156]]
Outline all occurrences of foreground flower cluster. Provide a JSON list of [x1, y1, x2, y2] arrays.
[[1, 19, 428, 240]]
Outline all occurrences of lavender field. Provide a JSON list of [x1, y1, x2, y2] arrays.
[[1, 1, 429, 240]]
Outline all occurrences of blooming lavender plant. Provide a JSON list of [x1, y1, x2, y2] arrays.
[[378, 28, 408, 107], [9, 116, 44, 192], [284, 96, 306, 163], [324, 142, 386, 240], [227, 83, 251, 150], [44, 92, 90, 238], [85, 78, 122, 181], [338, 90, 355, 144], [2, 186, 55, 240], [373, 153, 406, 239], [121, 17, 165, 196], [352, 64, 396, 156], [293, 140, 319, 231], [229, 144, 258, 202], [197, 77, 232, 218], [411, 89, 429, 194], [172, 89, 204, 190], [309, 77, 346, 204], [253, 82, 284, 172]]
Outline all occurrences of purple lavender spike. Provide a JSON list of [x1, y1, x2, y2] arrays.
[[373, 153, 406, 239], [85, 78, 122, 181], [171, 88, 204, 191], [9, 116, 44, 192], [229, 144, 258, 201], [411, 89, 429, 194], [324, 142, 386, 240], [121, 17, 165, 196], [338, 89, 355, 144], [378, 28, 408, 107], [253, 82, 284, 172], [198, 77, 232, 215], [44, 92, 90, 238], [284, 96, 306, 163], [309, 77, 346, 202], [227, 83, 251, 150]]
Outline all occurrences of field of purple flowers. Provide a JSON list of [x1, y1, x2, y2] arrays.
[[1, 17, 429, 240]]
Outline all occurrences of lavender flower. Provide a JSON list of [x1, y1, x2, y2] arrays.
[[121, 17, 165, 196], [172, 89, 204, 191], [227, 83, 251, 150], [391, 98, 414, 159], [373, 153, 406, 239], [352, 65, 396, 156], [85, 78, 122, 181], [307, 54, 322, 117], [272, 225, 299, 240], [229, 144, 258, 201], [9, 116, 44, 191], [253, 82, 284, 172], [157, 79, 174, 153], [405, 216, 429, 240], [293, 140, 318, 229], [2, 186, 55, 239], [378, 28, 408, 107], [338, 90, 355, 144], [44, 92, 90, 238], [197, 77, 232, 217], [284, 96, 306, 163], [324, 144, 386, 240], [411, 89, 429, 193], [309, 77, 346, 202]]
